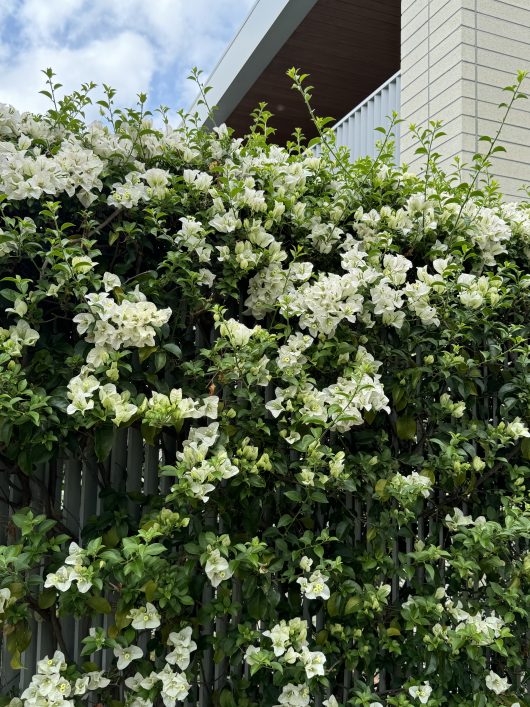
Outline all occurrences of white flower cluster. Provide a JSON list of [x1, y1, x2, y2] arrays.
[[457, 273, 502, 309], [20, 650, 109, 707], [496, 417, 530, 441], [66, 280, 174, 420], [44, 542, 93, 594], [485, 669, 510, 695], [128, 602, 161, 630], [454, 608, 505, 646], [439, 393, 466, 418], [279, 271, 364, 338], [122, 631, 195, 707], [275, 333, 313, 377], [73, 282, 172, 352], [166, 626, 197, 670], [245, 617, 326, 681], [464, 204, 511, 265], [244, 261, 313, 320], [269, 233, 442, 336], [444, 507, 486, 531], [387, 471, 433, 504], [273, 683, 310, 707], [501, 201, 530, 256], [443, 596, 506, 648], [0, 319, 39, 357], [169, 423, 238, 503], [143, 389, 219, 430], [0, 135, 104, 206], [0, 586, 12, 613], [266, 346, 389, 434], [108, 168, 171, 208], [176, 217, 213, 263]]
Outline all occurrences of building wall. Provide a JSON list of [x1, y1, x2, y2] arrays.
[[400, 0, 530, 201]]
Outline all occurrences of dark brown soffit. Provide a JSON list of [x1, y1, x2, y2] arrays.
[[226, 0, 400, 144]]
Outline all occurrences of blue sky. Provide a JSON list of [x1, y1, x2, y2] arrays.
[[0, 0, 255, 118]]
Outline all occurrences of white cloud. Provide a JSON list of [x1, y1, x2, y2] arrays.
[[0, 0, 255, 114], [0, 31, 156, 114], [18, 0, 86, 41]]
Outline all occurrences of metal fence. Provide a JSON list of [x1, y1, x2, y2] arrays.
[[2, 385, 528, 703], [0, 430, 169, 698]]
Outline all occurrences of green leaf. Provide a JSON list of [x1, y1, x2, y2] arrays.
[[284, 490, 302, 502], [374, 479, 387, 496], [141, 423, 158, 446], [386, 626, 401, 637], [95, 424, 114, 462], [247, 591, 267, 621], [87, 596, 112, 614], [139, 346, 157, 363], [219, 689, 237, 707], [311, 491, 328, 504], [277, 514, 292, 528], [521, 437, 530, 461], [163, 343, 182, 358], [326, 592, 341, 617], [396, 416, 416, 441], [38, 589, 57, 609], [143, 580, 157, 602], [344, 596, 361, 614]]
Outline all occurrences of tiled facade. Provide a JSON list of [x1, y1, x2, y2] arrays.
[[400, 0, 530, 200]]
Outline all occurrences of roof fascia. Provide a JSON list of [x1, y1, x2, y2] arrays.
[[190, 0, 319, 125]]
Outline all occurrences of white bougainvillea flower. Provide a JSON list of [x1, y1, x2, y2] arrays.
[[9, 319, 39, 348], [274, 683, 310, 706], [74, 675, 90, 695], [44, 566, 73, 592], [102, 272, 121, 291], [128, 602, 161, 630], [166, 626, 197, 670], [157, 664, 191, 706], [0, 587, 11, 612], [125, 672, 144, 692], [128, 698, 154, 707], [36, 651, 67, 675], [243, 645, 262, 666], [218, 318, 261, 347], [204, 548, 233, 588], [114, 644, 143, 670], [485, 670, 510, 695], [297, 569, 330, 600], [63, 542, 85, 566], [300, 646, 326, 678], [263, 621, 291, 656], [69, 565, 93, 594], [409, 681, 432, 703], [299, 556, 313, 572], [85, 670, 110, 690]]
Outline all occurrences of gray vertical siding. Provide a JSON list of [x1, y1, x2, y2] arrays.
[[320, 72, 401, 162]]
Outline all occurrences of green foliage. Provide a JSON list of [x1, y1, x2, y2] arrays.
[[0, 69, 529, 706]]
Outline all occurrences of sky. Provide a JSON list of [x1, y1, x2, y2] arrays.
[[0, 0, 255, 119]]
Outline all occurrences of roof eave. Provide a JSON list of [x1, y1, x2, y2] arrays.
[[189, 0, 318, 125]]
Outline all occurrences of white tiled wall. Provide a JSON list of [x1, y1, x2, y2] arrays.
[[400, 0, 530, 200]]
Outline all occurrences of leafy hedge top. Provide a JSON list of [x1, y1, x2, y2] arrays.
[[0, 72, 530, 707]]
